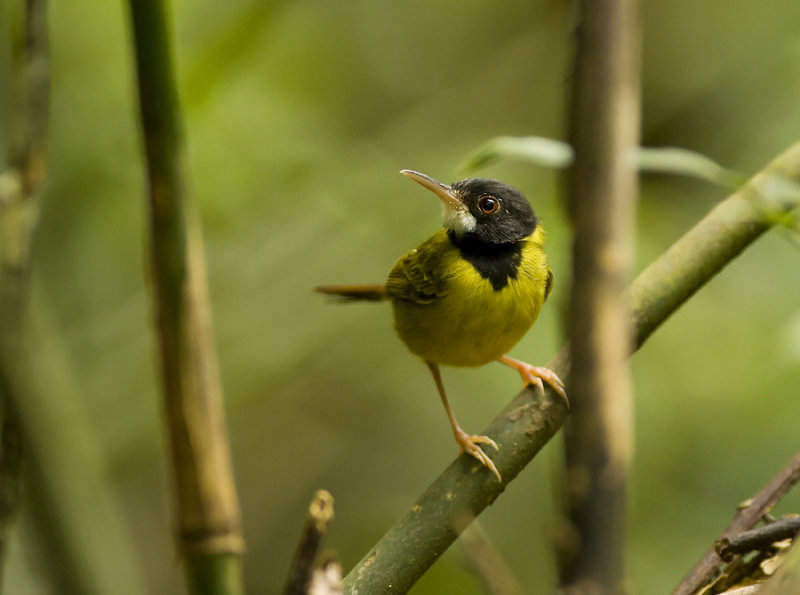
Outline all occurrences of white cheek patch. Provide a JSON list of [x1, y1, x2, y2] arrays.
[[442, 203, 476, 235]]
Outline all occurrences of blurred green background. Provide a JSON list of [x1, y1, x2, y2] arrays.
[[3, 0, 800, 593]]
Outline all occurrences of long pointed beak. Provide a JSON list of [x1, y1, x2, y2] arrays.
[[400, 169, 463, 209]]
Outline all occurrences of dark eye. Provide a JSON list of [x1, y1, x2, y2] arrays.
[[478, 195, 500, 214]]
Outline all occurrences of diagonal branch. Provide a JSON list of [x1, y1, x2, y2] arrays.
[[342, 141, 800, 594]]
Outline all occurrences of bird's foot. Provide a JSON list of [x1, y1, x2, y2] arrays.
[[498, 355, 568, 407], [453, 428, 501, 482]]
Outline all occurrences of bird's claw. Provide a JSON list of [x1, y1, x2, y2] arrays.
[[520, 365, 566, 398], [454, 430, 502, 482], [499, 356, 568, 407]]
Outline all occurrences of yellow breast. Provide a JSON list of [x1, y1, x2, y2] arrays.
[[388, 228, 550, 367]]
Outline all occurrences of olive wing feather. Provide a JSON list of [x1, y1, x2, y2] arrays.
[[386, 241, 450, 305], [544, 266, 554, 301]]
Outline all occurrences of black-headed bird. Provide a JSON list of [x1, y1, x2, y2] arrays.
[[316, 170, 566, 482]]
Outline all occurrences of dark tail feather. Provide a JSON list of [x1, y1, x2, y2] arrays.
[[314, 284, 388, 302]]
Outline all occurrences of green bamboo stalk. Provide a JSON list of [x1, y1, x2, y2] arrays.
[[127, 1, 244, 593], [6, 334, 149, 595], [1, 2, 148, 592], [342, 142, 800, 594]]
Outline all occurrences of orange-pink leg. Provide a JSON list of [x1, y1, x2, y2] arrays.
[[497, 355, 568, 406], [427, 362, 502, 482]]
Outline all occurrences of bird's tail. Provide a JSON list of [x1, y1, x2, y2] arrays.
[[314, 284, 388, 302]]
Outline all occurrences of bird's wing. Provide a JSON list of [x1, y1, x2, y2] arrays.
[[386, 234, 450, 305], [544, 266, 554, 302]]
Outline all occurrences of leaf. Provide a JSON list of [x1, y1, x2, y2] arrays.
[[459, 136, 573, 172], [460, 135, 746, 189], [636, 146, 746, 188]]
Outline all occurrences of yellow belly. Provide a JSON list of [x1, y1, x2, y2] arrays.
[[389, 232, 549, 367]]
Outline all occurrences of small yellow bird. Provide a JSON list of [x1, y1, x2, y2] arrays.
[[316, 170, 565, 481]]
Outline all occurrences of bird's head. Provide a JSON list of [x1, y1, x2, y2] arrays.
[[400, 170, 537, 245]]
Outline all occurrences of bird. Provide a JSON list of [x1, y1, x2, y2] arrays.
[[316, 169, 566, 482]]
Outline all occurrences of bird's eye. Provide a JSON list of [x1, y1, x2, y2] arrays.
[[478, 196, 500, 214]]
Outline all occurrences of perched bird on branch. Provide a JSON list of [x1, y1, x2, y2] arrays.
[[317, 169, 565, 482]]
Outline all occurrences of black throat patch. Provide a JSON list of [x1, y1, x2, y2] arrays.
[[448, 231, 523, 291]]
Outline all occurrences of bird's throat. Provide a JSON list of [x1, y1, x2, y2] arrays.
[[447, 230, 523, 291]]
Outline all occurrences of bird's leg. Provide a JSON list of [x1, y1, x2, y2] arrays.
[[497, 355, 568, 406], [426, 362, 502, 482]]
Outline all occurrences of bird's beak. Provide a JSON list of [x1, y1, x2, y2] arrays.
[[400, 169, 463, 209], [401, 169, 477, 235]]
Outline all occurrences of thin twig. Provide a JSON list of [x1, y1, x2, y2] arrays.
[[674, 452, 800, 594], [561, 0, 640, 589], [127, 0, 244, 591], [284, 490, 336, 595], [716, 517, 800, 562], [342, 141, 800, 594]]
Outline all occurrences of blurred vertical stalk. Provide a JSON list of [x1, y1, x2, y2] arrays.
[[1, 3, 148, 593], [127, 1, 244, 593], [0, 0, 49, 580], [560, 0, 640, 591]]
